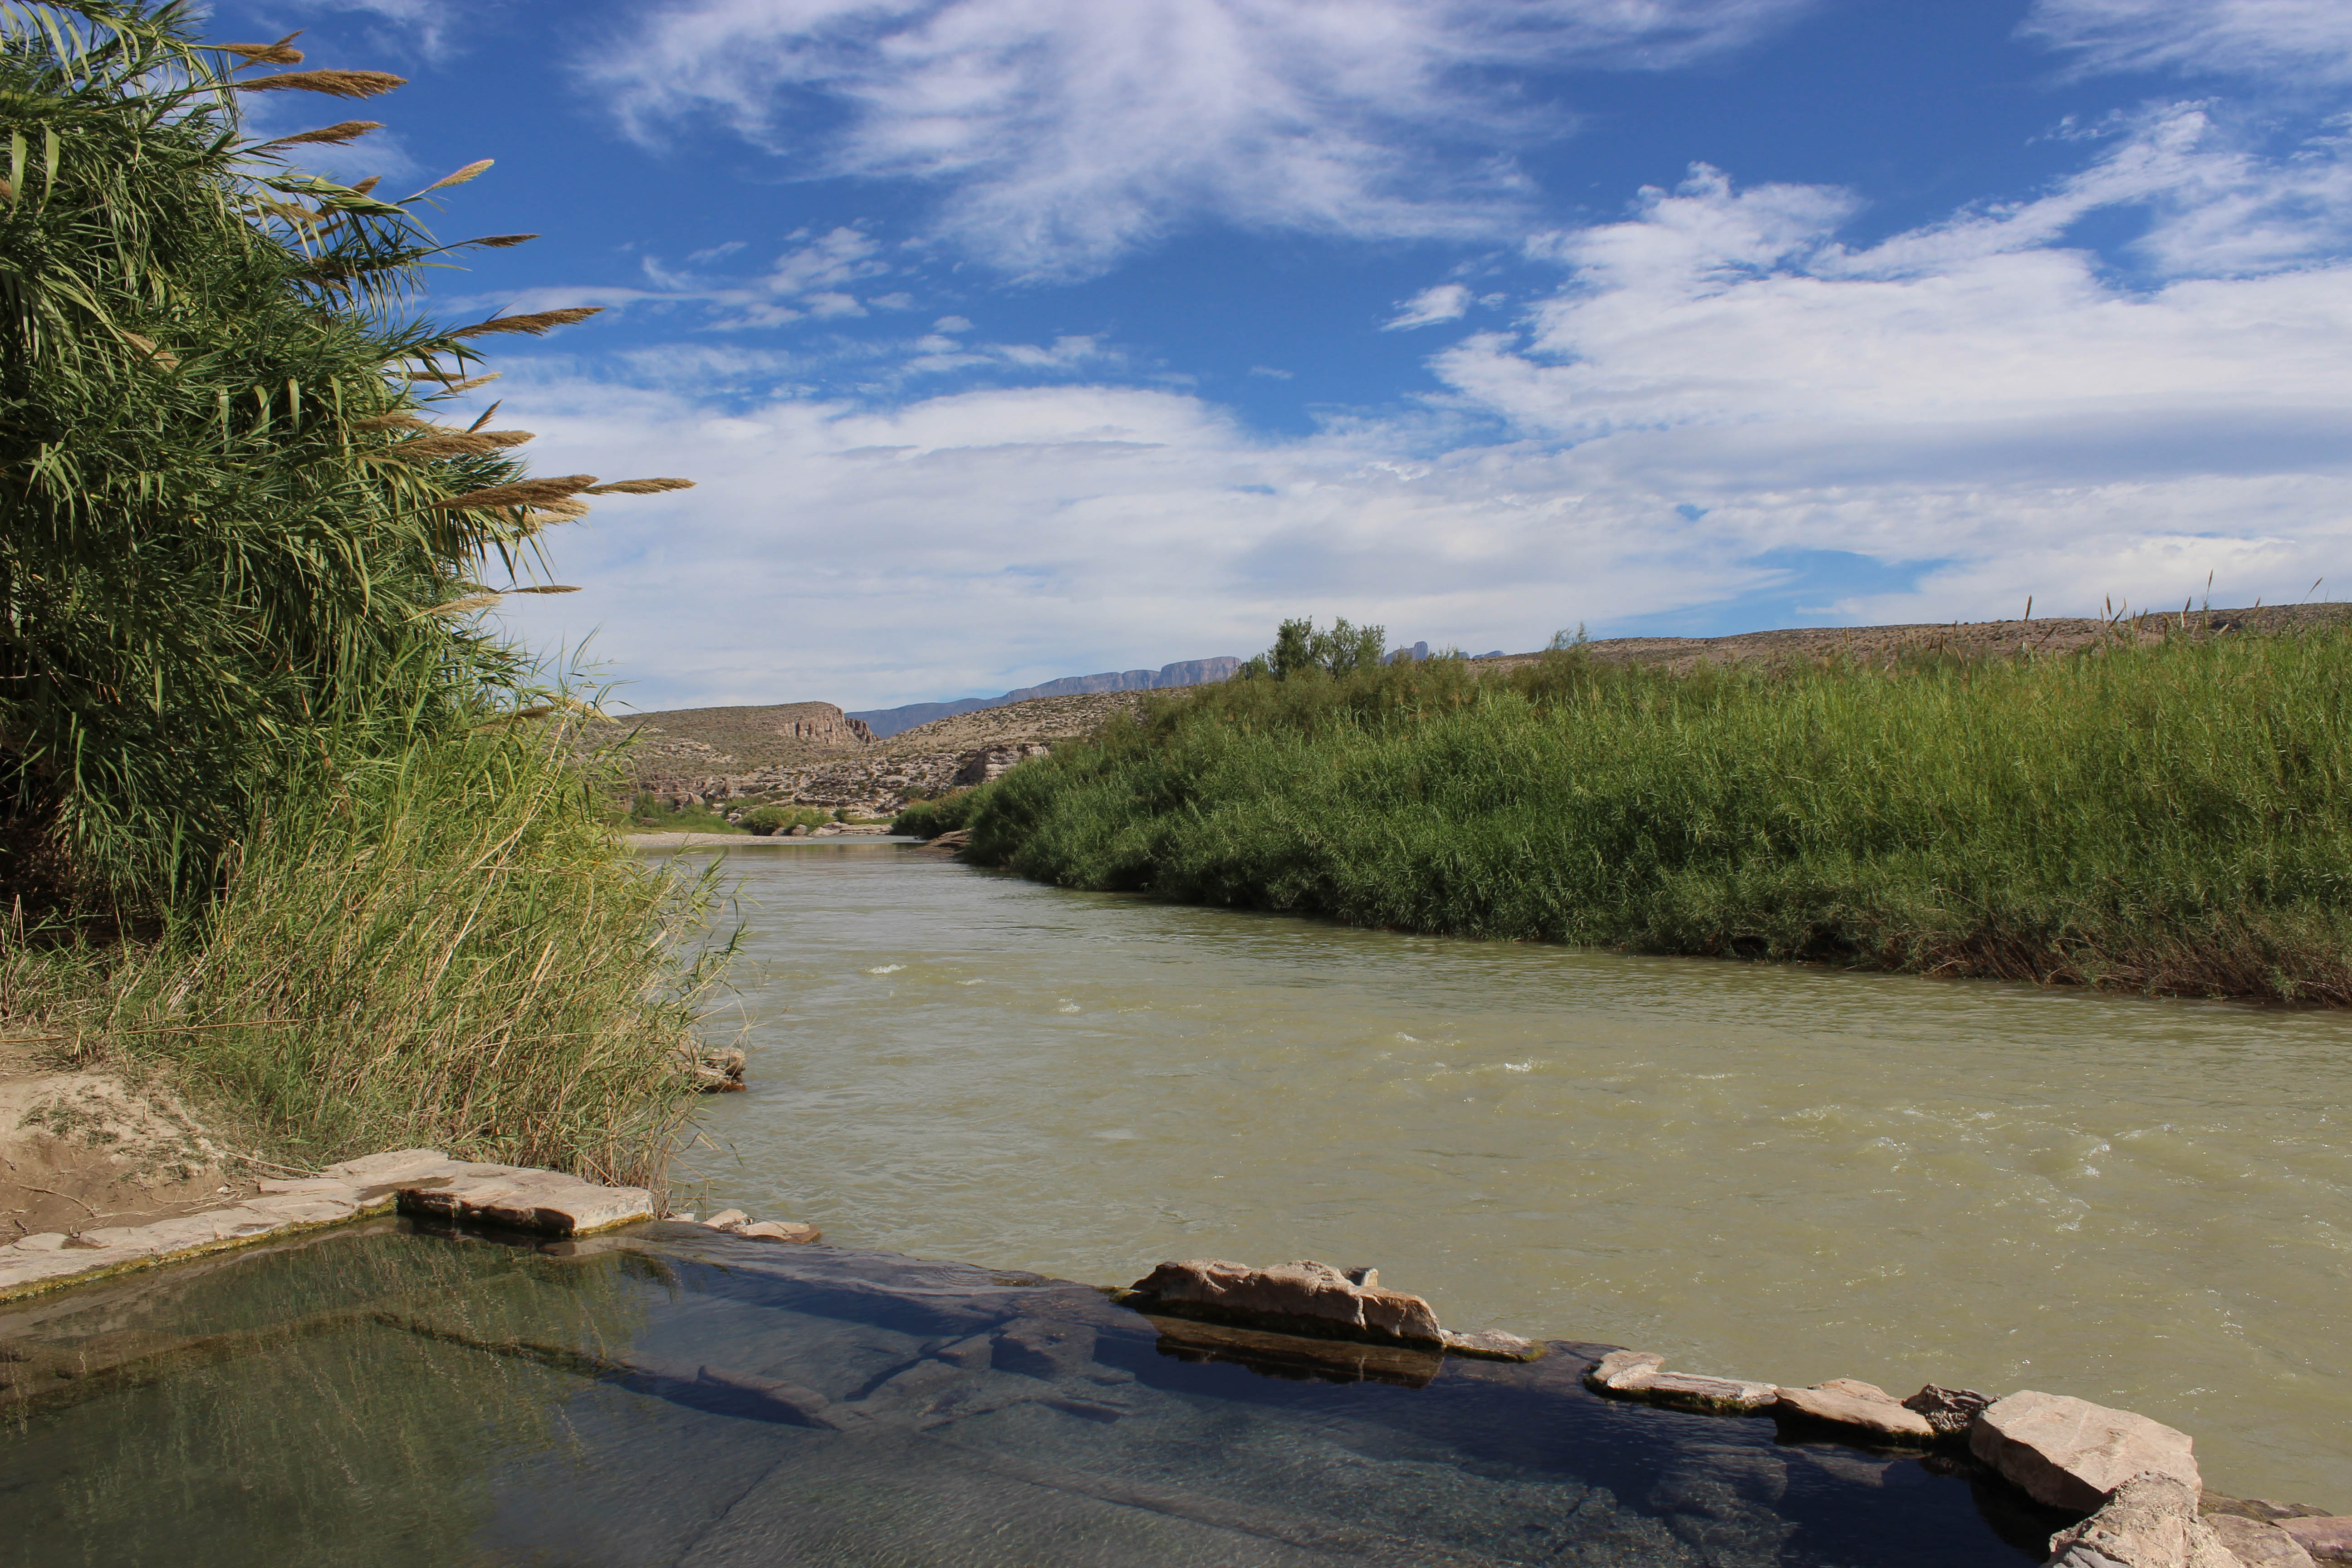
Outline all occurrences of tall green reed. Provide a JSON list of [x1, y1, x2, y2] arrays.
[[933, 628, 2352, 1002], [4, 720, 727, 1182]]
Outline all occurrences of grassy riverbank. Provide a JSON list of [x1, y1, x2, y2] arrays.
[[5, 728, 724, 1184], [901, 625, 2352, 1001]]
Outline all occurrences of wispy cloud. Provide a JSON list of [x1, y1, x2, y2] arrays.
[[264, 0, 468, 62], [2024, 0, 2352, 87], [1384, 283, 1473, 329], [583, 0, 1817, 279]]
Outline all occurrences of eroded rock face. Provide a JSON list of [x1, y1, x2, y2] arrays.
[[1972, 1392, 2201, 1513], [2044, 1474, 2236, 1568], [1127, 1259, 1442, 1344]]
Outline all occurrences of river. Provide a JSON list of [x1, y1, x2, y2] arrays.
[[669, 843, 2352, 1509]]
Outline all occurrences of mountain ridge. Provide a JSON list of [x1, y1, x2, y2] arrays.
[[850, 656, 1242, 739]]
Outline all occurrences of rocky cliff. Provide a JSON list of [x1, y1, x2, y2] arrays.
[[591, 692, 1143, 818]]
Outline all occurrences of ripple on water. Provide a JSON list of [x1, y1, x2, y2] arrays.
[[671, 848, 2352, 1510]]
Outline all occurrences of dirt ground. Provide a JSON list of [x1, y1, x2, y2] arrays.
[[0, 1041, 256, 1240]]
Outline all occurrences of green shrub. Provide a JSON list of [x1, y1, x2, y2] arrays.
[[740, 804, 830, 836], [891, 790, 978, 839], [951, 627, 2352, 1002]]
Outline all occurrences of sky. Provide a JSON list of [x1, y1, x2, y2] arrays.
[[201, 0, 2352, 710]]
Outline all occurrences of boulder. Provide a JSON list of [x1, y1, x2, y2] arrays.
[[2279, 1520, 2352, 1566], [1127, 1258, 1442, 1344], [1775, 1383, 1937, 1444], [702, 1208, 749, 1232], [2044, 1474, 2238, 1568], [2206, 1516, 2318, 1568], [1972, 1392, 2201, 1513], [736, 1220, 820, 1243]]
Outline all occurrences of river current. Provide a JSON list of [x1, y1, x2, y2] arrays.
[[670, 843, 2351, 1508]]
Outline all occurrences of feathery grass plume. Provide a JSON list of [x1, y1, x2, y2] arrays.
[[507, 585, 580, 594], [215, 35, 302, 65], [464, 233, 536, 248], [413, 594, 504, 618], [403, 158, 490, 200], [235, 68, 405, 98], [254, 120, 380, 147], [375, 429, 535, 461], [446, 305, 603, 339], [583, 477, 695, 495], [434, 475, 598, 511]]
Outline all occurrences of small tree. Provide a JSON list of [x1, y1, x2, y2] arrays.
[[1239, 616, 1387, 681]]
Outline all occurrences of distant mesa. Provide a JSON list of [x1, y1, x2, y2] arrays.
[[626, 700, 874, 747], [851, 657, 1242, 740]]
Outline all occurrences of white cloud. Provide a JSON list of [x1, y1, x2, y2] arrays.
[[584, 0, 1816, 278], [1384, 283, 1473, 329], [476, 97, 2352, 711], [2025, 0, 2352, 86], [1452, 109, 2352, 443]]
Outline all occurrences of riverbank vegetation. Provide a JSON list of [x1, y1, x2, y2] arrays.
[[0, 3, 712, 1181], [902, 619, 2352, 1003]]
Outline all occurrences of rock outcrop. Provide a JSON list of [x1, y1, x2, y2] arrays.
[[952, 742, 1050, 788], [1971, 1390, 2202, 1512]]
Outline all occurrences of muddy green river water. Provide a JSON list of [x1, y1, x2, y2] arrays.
[[671, 844, 2351, 1510]]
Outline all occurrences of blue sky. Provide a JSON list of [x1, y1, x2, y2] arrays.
[[206, 0, 2352, 709]]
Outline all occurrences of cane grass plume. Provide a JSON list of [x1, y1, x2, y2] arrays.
[[904, 614, 2352, 1005], [0, 0, 717, 1178]]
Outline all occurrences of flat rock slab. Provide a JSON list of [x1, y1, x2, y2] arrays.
[[1583, 1349, 1666, 1391], [1777, 1385, 1937, 1444], [0, 1184, 375, 1302], [1438, 1329, 1545, 1362], [1972, 1391, 2201, 1513], [0, 1146, 655, 1301], [1128, 1259, 1442, 1346]]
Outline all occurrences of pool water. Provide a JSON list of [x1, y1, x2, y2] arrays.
[[0, 1221, 2066, 1566]]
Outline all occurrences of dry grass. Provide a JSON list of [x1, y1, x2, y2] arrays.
[[1, 725, 730, 1186]]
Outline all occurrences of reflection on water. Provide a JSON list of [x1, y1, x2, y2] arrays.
[[672, 845, 2352, 1509], [0, 1223, 2053, 1566]]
